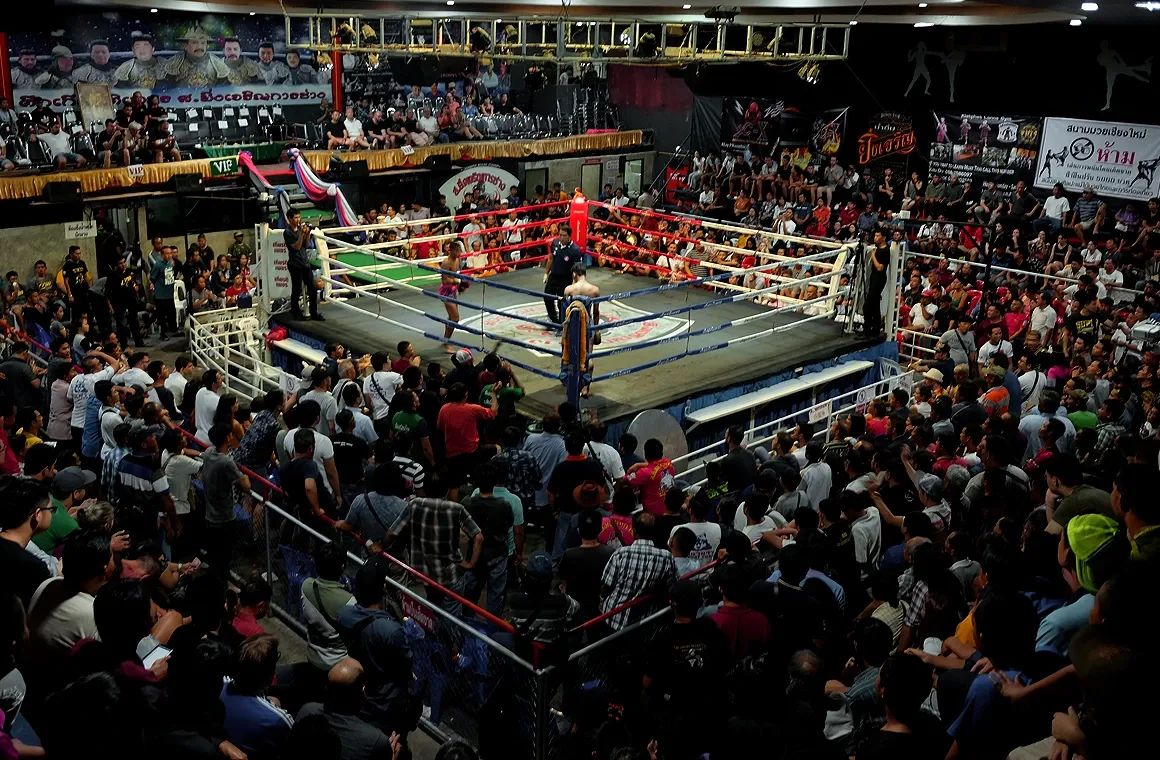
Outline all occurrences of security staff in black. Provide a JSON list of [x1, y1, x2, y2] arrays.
[[544, 224, 580, 324]]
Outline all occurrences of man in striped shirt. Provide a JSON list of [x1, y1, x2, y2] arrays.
[[115, 426, 180, 542], [1070, 186, 1107, 246]]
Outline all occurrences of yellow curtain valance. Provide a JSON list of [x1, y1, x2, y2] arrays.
[[301, 130, 646, 173], [0, 131, 645, 201], [0, 157, 218, 201]]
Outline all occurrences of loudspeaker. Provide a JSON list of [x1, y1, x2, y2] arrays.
[[170, 173, 204, 193], [41, 181, 81, 204], [343, 160, 369, 179], [423, 154, 451, 171]]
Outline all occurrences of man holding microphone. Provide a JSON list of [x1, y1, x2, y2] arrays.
[[284, 209, 324, 321]]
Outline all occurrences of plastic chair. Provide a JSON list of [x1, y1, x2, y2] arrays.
[[279, 544, 316, 623], [173, 280, 188, 328]]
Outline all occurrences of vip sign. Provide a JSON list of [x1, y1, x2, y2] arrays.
[[209, 156, 239, 177], [438, 164, 520, 205]]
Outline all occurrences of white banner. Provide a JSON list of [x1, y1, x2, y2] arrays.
[[64, 220, 97, 239], [808, 399, 833, 425], [439, 164, 520, 206], [259, 223, 291, 300], [1034, 117, 1160, 201]]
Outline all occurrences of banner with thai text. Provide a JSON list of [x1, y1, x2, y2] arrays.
[[1034, 117, 1160, 201], [928, 112, 1041, 192], [439, 164, 520, 206], [857, 112, 917, 178], [8, 11, 330, 110]]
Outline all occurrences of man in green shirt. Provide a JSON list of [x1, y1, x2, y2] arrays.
[[32, 466, 94, 554], [1065, 389, 1099, 430], [390, 390, 434, 464], [479, 364, 525, 433], [1045, 453, 1115, 536], [227, 231, 252, 265]]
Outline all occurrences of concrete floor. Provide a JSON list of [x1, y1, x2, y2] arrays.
[[278, 267, 865, 422]]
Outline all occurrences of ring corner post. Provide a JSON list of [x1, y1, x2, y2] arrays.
[[563, 299, 587, 408], [314, 231, 333, 302], [569, 192, 590, 251]]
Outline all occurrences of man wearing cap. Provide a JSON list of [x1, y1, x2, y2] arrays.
[[72, 40, 118, 85], [30, 466, 95, 555], [165, 24, 231, 86], [35, 46, 75, 90], [115, 34, 168, 88], [980, 365, 1010, 418], [1038, 513, 1126, 659], [508, 551, 580, 644], [544, 224, 580, 325]]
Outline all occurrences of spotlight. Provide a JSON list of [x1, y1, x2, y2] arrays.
[[1070, 18, 1083, 25], [469, 25, 493, 53], [797, 62, 820, 84]]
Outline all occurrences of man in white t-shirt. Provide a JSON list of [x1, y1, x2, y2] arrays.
[[1017, 351, 1046, 415], [67, 355, 122, 439], [194, 369, 224, 444], [32, 120, 87, 169], [165, 355, 197, 406], [1080, 241, 1103, 267], [362, 351, 402, 433], [342, 106, 370, 150], [1098, 259, 1126, 301], [1029, 291, 1058, 344], [418, 106, 441, 143], [1033, 182, 1071, 235], [113, 350, 152, 389], [460, 217, 484, 252], [977, 325, 1013, 366], [300, 369, 339, 435], [28, 530, 113, 658]]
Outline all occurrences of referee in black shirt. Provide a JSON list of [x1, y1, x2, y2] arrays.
[[544, 224, 580, 324]]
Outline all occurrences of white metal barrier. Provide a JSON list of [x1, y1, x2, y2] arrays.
[[674, 369, 917, 484], [186, 306, 298, 402]]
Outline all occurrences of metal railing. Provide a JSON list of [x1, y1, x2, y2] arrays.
[[671, 370, 916, 484], [187, 306, 299, 403]]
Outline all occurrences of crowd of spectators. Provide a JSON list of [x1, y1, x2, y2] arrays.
[[1, 92, 188, 172]]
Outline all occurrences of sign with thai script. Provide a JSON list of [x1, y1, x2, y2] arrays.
[[857, 126, 917, 165], [438, 163, 520, 205], [1035, 117, 1160, 201], [400, 593, 436, 632], [64, 220, 97, 239]]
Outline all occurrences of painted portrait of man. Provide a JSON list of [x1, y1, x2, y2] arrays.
[[11, 50, 40, 89], [114, 34, 168, 88], [73, 40, 118, 85], [255, 42, 291, 85], [221, 36, 261, 84], [164, 24, 231, 86]]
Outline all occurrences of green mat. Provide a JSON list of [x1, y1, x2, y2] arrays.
[[333, 251, 441, 286]]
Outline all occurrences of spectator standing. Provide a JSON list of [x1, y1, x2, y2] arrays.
[[201, 425, 250, 580], [599, 512, 677, 630]]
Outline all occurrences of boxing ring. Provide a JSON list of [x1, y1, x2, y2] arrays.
[[281, 196, 867, 415]]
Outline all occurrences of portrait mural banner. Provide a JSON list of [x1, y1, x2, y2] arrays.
[[719, 97, 789, 153], [928, 112, 1041, 193], [1035, 117, 1160, 201], [7, 12, 331, 109]]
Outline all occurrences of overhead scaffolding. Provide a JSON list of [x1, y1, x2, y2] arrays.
[[288, 14, 851, 66]]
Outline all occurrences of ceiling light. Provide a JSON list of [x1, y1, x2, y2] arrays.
[[1081, 2, 1098, 9], [914, 22, 935, 27], [683, 4, 692, 8], [1136, 2, 1160, 10], [446, 1, 454, 5], [849, 20, 858, 25], [919, 2, 928, 6], [150, 7, 157, 12], [1070, 18, 1083, 24], [249, 11, 256, 15]]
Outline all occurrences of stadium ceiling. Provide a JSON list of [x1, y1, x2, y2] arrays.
[[59, 1, 1160, 65]]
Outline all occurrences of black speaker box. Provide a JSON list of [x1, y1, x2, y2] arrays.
[[344, 160, 369, 179], [423, 154, 452, 171], [171, 173, 204, 193], [41, 181, 81, 204]]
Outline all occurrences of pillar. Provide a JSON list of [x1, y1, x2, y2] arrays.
[[331, 36, 343, 113]]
